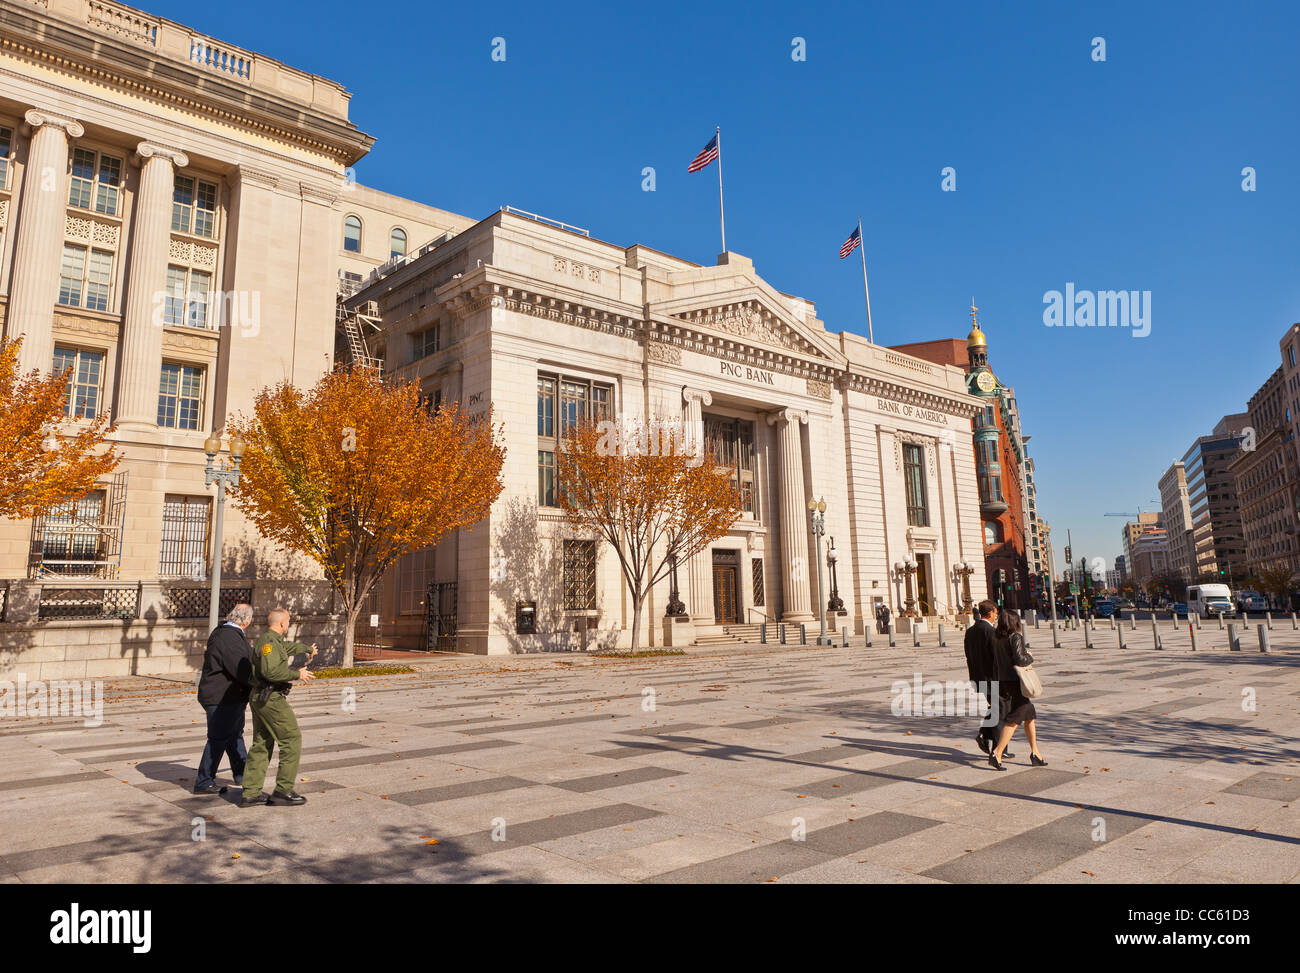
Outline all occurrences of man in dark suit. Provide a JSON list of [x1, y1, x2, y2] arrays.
[[194, 603, 255, 795], [964, 599, 1012, 757]]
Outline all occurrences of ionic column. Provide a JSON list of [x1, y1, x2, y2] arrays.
[[7, 110, 85, 374], [768, 408, 813, 621], [682, 387, 714, 623], [117, 142, 189, 429]]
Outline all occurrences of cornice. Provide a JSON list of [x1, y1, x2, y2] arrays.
[[0, 8, 374, 164]]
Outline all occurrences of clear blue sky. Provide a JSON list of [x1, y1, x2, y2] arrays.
[[154, 0, 1299, 571]]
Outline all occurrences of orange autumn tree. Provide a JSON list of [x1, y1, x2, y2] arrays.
[[556, 418, 743, 651], [229, 367, 505, 666], [0, 336, 118, 520]]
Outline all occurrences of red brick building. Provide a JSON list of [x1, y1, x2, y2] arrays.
[[891, 317, 1032, 610]]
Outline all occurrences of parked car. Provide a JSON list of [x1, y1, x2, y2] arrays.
[[1236, 590, 1269, 613], [1093, 598, 1117, 617], [1172, 602, 1188, 616]]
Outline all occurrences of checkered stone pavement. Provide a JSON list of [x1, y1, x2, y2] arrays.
[[2, 621, 1297, 884]]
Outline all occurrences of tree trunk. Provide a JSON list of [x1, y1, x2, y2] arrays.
[[629, 595, 643, 653], [342, 604, 361, 668]]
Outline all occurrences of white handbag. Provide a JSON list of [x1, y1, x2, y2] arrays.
[[1015, 664, 1043, 698]]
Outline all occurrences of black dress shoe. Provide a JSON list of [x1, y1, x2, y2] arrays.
[[238, 794, 267, 808], [974, 734, 991, 755], [988, 752, 1007, 771], [1004, 749, 1016, 759], [193, 783, 222, 795], [267, 790, 307, 806], [1031, 753, 1049, 767]]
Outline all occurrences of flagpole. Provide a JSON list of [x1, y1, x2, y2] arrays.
[[858, 217, 874, 344], [716, 126, 726, 254]]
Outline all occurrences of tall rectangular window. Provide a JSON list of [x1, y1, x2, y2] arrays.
[[40, 491, 105, 575], [58, 244, 113, 311], [68, 148, 122, 216], [903, 443, 929, 526], [157, 363, 203, 429], [172, 175, 219, 238], [413, 325, 440, 360], [704, 414, 757, 516], [52, 347, 104, 419], [159, 495, 210, 577], [163, 266, 212, 329], [559, 380, 588, 435], [0, 126, 11, 190], [562, 540, 596, 610], [538, 450, 556, 507]]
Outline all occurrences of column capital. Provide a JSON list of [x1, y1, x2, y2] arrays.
[[23, 108, 84, 139], [766, 407, 808, 427], [134, 141, 189, 169], [682, 387, 712, 407]]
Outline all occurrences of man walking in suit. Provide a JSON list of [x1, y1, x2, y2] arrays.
[[963, 599, 1011, 757], [194, 603, 255, 795]]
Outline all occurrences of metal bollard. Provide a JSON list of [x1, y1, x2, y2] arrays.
[[938, 623, 946, 647], [761, 623, 767, 644], [1258, 624, 1270, 653], [1051, 619, 1061, 649], [1218, 614, 1224, 630], [888, 623, 896, 648], [780, 623, 787, 645], [1266, 612, 1273, 630], [842, 626, 849, 648], [1084, 622, 1093, 649], [1131, 614, 1137, 631], [912, 624, 920, 647], [1227, 622, 1239, 652], [1193, 613, 1201, 630], [1189, 623, 1197, 652], [800, 623, 807, 646], [1116, 625, 1125, 650], [1109, 616, 1116, 630], [1292, 611, 1298, 630], [1034, 613, 1040, 629], [1151, 617, 1161, 650], [865, 623, 872, 647]]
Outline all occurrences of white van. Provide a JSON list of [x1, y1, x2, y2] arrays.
[[1187, 583, 1235, 617]]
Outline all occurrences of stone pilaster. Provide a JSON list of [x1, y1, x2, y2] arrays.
[[768, 407, 813, 621], [7, 109, 84, 374], [117, 142, 189, 429], [682, 387, 715, 624]]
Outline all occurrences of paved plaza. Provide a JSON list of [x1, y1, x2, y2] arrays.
[[2, 619, 1298, 884]]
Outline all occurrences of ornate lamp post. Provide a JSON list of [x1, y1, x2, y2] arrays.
[[808, 496, 832, 645], [665, 553, 687, 617], [826, 537, 845, 613], [203, 431, 245, 633], [953, 560, 975, 614], [893, 558, 919, 617]]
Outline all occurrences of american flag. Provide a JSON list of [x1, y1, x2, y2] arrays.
[[839, 225, 861, 259], [687, 133, 719, 173]]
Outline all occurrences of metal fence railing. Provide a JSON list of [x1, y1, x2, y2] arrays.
[[166, 586, 253, 619], [38, 585, 140, 621]]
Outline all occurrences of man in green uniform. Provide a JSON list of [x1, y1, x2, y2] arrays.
[[238, 608, 318, 807]]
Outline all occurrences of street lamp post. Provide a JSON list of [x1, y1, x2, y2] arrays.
[[953, 561, 975, 614], [203, 431, 245, 634], [894, 558, 919, 616], [808, 496, 832, 646], [826, 537, 845, 613]]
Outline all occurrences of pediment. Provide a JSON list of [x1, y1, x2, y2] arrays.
[[650, 287, 844, 367]]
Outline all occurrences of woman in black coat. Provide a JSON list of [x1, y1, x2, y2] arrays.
[[988, 608, 1047, 770]]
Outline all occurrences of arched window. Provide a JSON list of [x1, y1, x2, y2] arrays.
[[984, 521, 1002, 546], [390, 227, 407, 259], [343, 215, 362, 253]]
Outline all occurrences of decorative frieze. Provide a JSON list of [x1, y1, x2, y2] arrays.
[[806, 378, 832, 399], [645, 340, 681, 364], [551, 255, 602, 283], [65, 213, 119, 248], [675, 301, 800, 352], [168, 237, 218, 268]]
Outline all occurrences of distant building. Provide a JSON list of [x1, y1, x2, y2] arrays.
[[1158, 461, 1194, 580], [1228, 365, 1300, 577], [1181, 415, 1248, 581], [1121, 512, 1162, 576], [1131, 529, 1170, 585], [1114, 554, 1127, 582], [890, 309, 1034, 610]]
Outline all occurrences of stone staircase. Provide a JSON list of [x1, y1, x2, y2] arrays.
[[693, 623, 765, 646]]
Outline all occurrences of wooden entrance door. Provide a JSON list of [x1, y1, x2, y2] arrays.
[[916, 554, 933, 615], [713, 565, 738, 624]]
